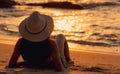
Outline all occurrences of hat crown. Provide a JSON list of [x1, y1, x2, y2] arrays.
[[26, 11, 46, 34], [19, 11, 54, 42]]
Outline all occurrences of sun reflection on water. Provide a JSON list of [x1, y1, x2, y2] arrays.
[[55, 18, 75, 31], [50, 9, 92, 41]]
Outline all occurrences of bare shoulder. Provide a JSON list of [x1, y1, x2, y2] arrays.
[[49, 38, 56, 45], [18, 37, 23, 40], [16, 38, 23, 44]]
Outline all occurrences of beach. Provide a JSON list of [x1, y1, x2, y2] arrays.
[[0, 41, 120, 74], [0, 0, 120, 74]]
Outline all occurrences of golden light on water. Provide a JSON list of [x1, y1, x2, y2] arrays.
[[55, 19, 75, 31], [1, 0, 120, 54], [52, 9, 91, 36]]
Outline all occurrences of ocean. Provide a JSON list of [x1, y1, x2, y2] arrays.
[[0, 0, 120, 54]]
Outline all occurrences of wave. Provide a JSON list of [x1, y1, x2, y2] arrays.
[[81, 2, 120, 9], [68, 40, 118, 47], [0, 24, 19, 36]]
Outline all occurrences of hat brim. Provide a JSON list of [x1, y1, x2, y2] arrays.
[[19, 14, 54, 42]]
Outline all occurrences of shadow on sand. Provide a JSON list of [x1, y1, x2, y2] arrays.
[[2, 65, 106, 74]]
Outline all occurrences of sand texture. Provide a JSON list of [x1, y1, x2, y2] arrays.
[[0, 43, 120, 74]]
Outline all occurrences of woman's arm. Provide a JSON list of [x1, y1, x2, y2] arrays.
[[8, 38, 22, 68], [49, 39, 65, 71]]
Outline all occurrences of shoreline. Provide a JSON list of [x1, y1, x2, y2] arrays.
[[0, 36, 120, 56]]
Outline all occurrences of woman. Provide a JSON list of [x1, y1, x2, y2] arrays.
[[8, 11, 73, 71]]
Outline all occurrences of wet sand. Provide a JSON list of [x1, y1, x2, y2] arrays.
[[0, 42, 120, 74]]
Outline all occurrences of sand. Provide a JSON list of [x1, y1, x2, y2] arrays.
[[0, 39, 120, 74]]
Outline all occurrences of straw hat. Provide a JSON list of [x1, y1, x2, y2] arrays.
[[19, 11, 54, 42]]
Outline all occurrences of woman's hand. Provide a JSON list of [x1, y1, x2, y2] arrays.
[[8, 62, 25, 68]]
